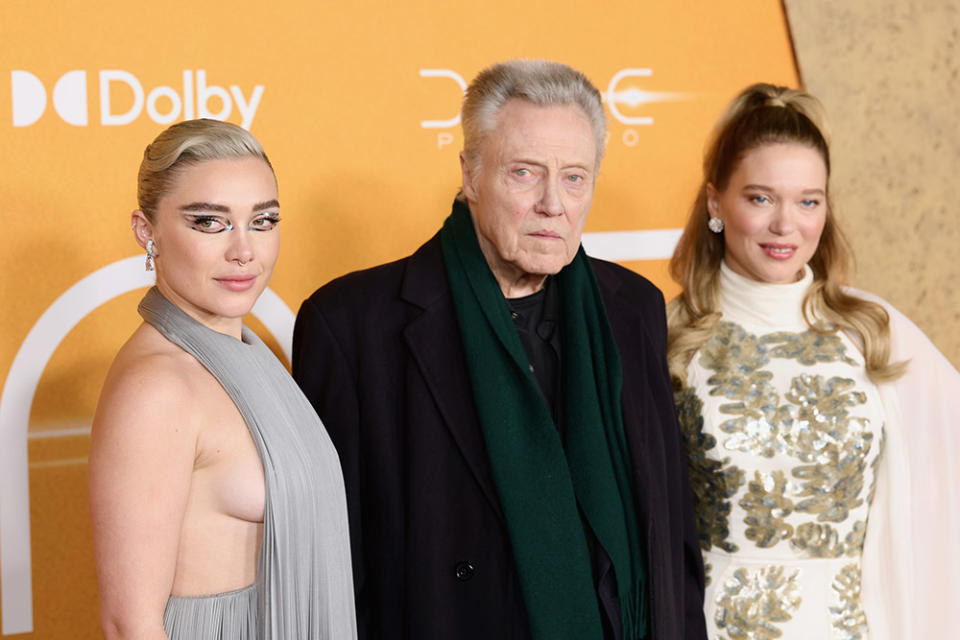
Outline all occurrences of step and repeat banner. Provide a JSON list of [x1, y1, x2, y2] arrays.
[[0, 1, 798, 636]]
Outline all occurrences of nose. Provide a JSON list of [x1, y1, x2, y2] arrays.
[[227, 229, 255, 266], [768, 202, 798, 235], [535, 178, 564, 217]]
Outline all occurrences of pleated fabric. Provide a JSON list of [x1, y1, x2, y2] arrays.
[[140, 287, 357, 640], [164, 584, 258, 639]]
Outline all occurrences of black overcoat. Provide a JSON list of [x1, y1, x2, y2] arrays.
[[293, 233, 707, 640]]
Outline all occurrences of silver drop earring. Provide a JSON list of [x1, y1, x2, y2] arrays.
[[708, 217, 724, 234], [145, 239, 156, 271]]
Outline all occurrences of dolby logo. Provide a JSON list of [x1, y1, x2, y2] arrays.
[[10, 69, 265, 130]]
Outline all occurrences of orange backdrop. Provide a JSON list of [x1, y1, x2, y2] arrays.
[[0, 1, 798, 636]]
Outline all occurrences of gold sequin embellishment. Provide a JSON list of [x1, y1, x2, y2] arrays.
[[740, 471, 794, 548], [676, 386, 745, 551], [830, 564, 868, 639], [714, 566, 802, 640], [692, 321, 878, 557]]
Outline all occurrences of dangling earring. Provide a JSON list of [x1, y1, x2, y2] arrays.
[[708, 217, 724, 234], [145, 239, 156, 271]]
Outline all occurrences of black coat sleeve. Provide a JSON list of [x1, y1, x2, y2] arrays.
[[292, 296, 368, 636], [595, 259, 707, 639], [648, 294, 708, 640]]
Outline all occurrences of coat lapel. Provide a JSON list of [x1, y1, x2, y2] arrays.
[[401, 235, 505, 521]]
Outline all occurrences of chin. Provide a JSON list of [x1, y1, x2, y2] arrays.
[[519, 252, 574, 276], [518, 263, 564, 278], [205, 293, 261, 319]]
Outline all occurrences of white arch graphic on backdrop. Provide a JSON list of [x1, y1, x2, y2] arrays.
[[0, 256, 294, 635]]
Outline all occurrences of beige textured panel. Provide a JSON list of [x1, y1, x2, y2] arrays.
[[784, 0, 960, 368]]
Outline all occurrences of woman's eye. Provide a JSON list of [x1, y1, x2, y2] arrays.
[[801, 199, 820, 208], [750, 195, 770, 205], [251, 215, 281, 231], [189, 216, 231, 233]]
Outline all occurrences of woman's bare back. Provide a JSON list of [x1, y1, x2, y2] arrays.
[[89, 320, 265, 625]]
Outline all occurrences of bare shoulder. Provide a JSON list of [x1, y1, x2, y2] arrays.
[[89, 323, 219, 632], [92, 322, 209, 449]]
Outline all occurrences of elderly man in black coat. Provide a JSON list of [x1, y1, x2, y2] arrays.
[[293, 59, 706, 640]]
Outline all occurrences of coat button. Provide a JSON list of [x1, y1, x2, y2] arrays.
[[454, 561, 475, 581]]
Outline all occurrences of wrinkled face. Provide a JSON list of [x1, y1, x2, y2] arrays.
[[143, 157, 280, 334], [708, 142, 828, 284], [461, 99, 598, 295]]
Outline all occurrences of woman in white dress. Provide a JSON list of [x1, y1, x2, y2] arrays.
[[666, 83, 960, 640]]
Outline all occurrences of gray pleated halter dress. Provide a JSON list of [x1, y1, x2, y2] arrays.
[[139, 287, 357, 640]]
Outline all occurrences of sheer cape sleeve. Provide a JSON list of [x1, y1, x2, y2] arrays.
[[857, 291, 960, 640]]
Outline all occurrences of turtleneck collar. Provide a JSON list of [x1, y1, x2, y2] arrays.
[[718, 260, 814, 330]]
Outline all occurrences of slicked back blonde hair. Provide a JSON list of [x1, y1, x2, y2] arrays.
[[667, 83, 905, 388], [137, 118, 273, 222]]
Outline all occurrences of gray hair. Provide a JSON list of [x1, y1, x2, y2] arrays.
[[460, 59, 607, 171], [137, 118, 273, 222]]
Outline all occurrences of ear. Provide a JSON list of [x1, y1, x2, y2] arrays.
[[131, 210, 153, 250], [459, 152, 478, 202], [705, 183, 720, 218]]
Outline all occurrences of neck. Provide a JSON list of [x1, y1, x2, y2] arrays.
[[494, 271, 548, 299]]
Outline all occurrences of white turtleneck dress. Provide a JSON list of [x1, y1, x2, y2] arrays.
[[678, 263, 886, 640]]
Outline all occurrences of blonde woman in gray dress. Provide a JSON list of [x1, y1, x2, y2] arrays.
[[89, 119, 356, 639]]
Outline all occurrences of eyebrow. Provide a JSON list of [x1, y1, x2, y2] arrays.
[[180, 202, 228, 213], [179, 199, 280, 214], [253, 199, 280, 211], [510, 158, 594, 171], [742, 184, 826, 195]]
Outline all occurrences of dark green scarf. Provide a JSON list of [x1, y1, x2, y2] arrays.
[[440, 199, 647, 640]]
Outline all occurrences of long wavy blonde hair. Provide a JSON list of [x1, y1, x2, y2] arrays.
[[666, 83, 906, 388]]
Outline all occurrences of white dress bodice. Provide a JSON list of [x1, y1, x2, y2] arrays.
[[679, 264, 886, 640]]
